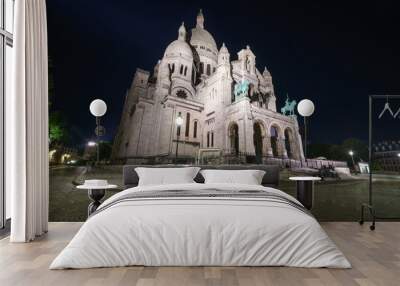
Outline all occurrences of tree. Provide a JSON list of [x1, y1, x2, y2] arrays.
[[49, 112, 69, 146], [99, 141, 113, 161], [48, 57, 70, 147], [340, 138, 368, 162], [307, 143, 334, 159], [308, 138, 368, 164]]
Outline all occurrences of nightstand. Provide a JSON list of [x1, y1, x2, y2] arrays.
[[289, 176, 321, 210]]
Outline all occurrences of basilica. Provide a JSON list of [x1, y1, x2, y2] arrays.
[[112, 10, 304, 163]]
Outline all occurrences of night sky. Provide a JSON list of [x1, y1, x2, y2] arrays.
[[47, 0, 400, 148]]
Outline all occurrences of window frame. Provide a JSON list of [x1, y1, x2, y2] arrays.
[[193, 120, 198, 138], [0, 0, 14, 229]]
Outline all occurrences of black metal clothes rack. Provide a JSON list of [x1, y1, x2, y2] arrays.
[[359, 95, 400, 230]]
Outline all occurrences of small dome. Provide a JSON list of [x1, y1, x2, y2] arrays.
[[164, 40, 193, 59], [164, 22, 193, 59], [219, 42, 229, 54], [263, 67, 271, 77]]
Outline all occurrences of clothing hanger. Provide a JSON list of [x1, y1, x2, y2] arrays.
[[378, 96, 394, 119]]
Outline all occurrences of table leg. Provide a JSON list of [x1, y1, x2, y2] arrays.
[[87, 189, 105, 217], [296, 181, 314, 210]]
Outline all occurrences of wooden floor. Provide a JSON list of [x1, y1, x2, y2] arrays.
[[0, 222, 399, 286]]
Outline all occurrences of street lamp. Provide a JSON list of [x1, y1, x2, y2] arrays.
[[297, 99, 315, 165], [175, 113, 184, 162], [87, 141, 96, 147], [349, 150, 355, 167], [89, 99, 107, 164]]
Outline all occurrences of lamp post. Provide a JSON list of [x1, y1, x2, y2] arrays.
[[175, 113, 184, 163], [297, 99, 315, 167], [89, 99, 107, 164], [349, 150, 355, 168]]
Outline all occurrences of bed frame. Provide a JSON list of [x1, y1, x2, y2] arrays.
[[122, 165, 280, 189]]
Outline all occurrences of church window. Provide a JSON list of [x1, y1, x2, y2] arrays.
[[177, 112, 182, 136], [206, 64, 211, 76], [213, 67, 216, 73], [200, 62, 204, 75], [180, 65, 183, 74], [176, 90, 187, 99], [185, 113, 190, 137], [168, 63, 175, 74], [193, 121, 198, 138], [211, 132, 214, 147], [207, 132, 210, 147], [184, 66, 188, 76]]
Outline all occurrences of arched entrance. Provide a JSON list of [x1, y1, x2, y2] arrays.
[[229, 123, 239, 155], [270, 125, 279, 157], [253, 122, 264, 164], [284, 128, 293, 159]]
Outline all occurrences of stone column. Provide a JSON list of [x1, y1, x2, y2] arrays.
[[238, 118, 246, 154], [296, 131, 305, 161], [264, 135, 273, 157], [241, 117, 255, 156], [290, 134, 300, 160], [278, 136, 288, 159]]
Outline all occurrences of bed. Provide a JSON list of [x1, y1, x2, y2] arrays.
[[50, 165, 350, 269]]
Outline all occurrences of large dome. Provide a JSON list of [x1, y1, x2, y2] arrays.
[[189, 9, 218, 64], [190, 27, 218, 52]]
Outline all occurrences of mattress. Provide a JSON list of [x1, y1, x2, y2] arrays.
[[50, 183, 350, 269]]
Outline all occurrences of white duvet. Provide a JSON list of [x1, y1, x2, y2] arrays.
[[50, 183, 351, 269]]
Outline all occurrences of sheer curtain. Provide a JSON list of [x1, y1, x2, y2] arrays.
[[7, 0, 48, 242]]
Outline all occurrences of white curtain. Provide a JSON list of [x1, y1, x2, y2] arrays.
[[7, 0, 49, 242]]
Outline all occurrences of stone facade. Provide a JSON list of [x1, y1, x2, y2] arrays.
[[112, 10, 304, 163]]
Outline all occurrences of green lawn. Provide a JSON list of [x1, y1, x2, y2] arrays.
[[49, 166, 400, 222]]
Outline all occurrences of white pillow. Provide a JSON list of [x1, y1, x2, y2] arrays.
[[135, 167, 200, 186], [200, 169, 266, 185]]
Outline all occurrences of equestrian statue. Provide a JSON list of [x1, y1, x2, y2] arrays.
[[281, 95, 297, 116], [234, 80, 250, 99]]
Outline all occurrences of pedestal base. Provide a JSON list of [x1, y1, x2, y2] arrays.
[[87, 189, 105, 217], [295, 181, 314, 210]]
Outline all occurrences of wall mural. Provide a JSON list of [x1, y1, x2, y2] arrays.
[[47, 8, 400, 224]]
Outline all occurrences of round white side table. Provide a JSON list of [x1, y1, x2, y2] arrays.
[[77, 184, 118, 217]]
